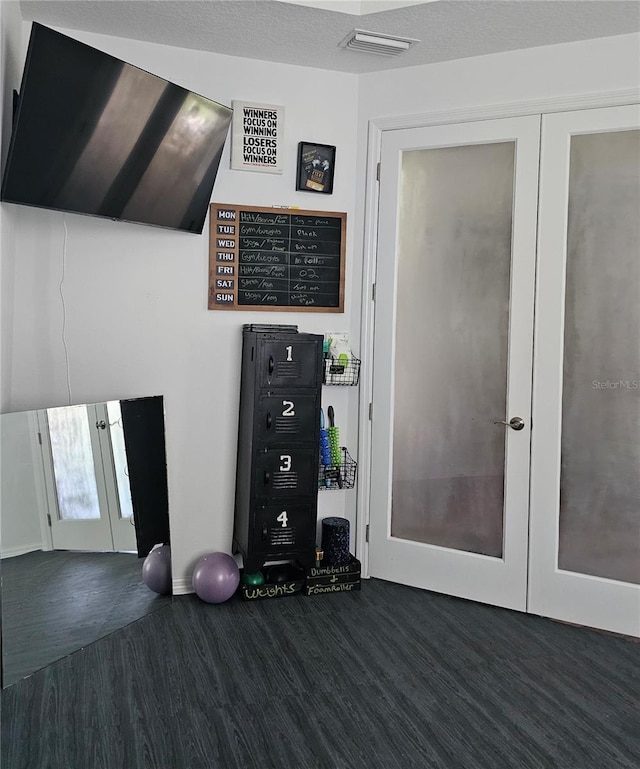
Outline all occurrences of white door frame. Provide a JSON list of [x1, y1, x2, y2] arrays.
[[356, 88, 640, 580], [27, 410, 54, 552]]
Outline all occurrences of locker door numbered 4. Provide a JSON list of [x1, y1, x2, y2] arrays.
[[255, 448, 317, 497], [252, 503, 315, 554], [257, 394, 318, 446], [259, 340, 320, 388]]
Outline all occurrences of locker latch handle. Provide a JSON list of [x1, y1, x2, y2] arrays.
[[264, 470, 270, 486], [268, 356, 274, 374], [266, 411, 272, 429]]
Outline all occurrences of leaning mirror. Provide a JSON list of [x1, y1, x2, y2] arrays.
[[0, 395, 171, 687]]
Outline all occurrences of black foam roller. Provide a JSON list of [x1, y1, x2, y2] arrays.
[[321, 517, 350, 566]]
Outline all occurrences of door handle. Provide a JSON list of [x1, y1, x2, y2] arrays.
[[96, 420, 107, 430], [494, 416, 525, 431], [266, 411, 272, 429]]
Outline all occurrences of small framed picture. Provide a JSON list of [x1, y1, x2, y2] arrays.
[[296, 142, 336, 194]]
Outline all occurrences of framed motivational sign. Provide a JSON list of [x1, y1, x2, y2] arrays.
[[230, 101, 284, 174]]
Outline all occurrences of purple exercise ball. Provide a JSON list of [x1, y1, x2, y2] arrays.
[[142, 545, 172, 595], [192, 552, 240, 604]]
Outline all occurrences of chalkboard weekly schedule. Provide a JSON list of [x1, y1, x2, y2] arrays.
[[208, 203, 346, 312]]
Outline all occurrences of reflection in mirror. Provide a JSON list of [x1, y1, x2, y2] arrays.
[[0, 395, 171, 687]]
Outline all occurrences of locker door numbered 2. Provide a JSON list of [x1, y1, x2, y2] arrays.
[[257, 394, 318, 446]]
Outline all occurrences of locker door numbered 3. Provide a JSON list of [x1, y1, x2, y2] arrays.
[[255, 448, 317, 497], [259, 340, 320, 388]]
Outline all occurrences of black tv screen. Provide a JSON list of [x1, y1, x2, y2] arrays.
[[1, 23, 233, 234]]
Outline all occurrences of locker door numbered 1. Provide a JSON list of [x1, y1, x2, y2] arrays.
[[255, 449, 316, 497], [259, 340, 320, 388]]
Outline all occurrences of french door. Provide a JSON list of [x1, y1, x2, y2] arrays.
[[38, 401, 136, 552], [528, 105, 640, 637], [368, 105, 640, 635], [369, 115, 541, 612]]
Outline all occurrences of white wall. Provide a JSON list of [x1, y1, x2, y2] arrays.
[[358, 33, 640, 120], [0, 0, 23, 411], [0, 20, 360, 590]]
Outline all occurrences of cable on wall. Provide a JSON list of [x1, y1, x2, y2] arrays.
[[59, 215, 72, 406]]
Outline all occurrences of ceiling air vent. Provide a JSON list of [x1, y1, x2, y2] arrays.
[[339, 29, 419, 56]]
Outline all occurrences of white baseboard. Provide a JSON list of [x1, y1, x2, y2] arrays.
[[1, 543, 41, 559], [172, 577, 195, 595]]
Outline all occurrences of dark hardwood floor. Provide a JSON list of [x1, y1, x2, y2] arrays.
[[1, 550, 171, 686], [2, 578, 638, 769]]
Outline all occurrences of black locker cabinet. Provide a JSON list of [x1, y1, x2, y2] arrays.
[[234, 325, 324, 574]]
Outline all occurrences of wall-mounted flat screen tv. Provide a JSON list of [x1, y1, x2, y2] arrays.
[[1, 23, 233, 234]]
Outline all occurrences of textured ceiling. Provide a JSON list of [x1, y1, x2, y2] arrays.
[[18, 0, 640, 74]]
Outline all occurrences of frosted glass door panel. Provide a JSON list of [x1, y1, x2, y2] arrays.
[[391, 142, 515, 557], [559, 129, 640, 584], [48, 405, 100, 521], [370, 115, 539, 611]]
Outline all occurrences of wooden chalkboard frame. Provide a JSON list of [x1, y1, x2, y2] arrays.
[[208, 203, 346, 312]]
